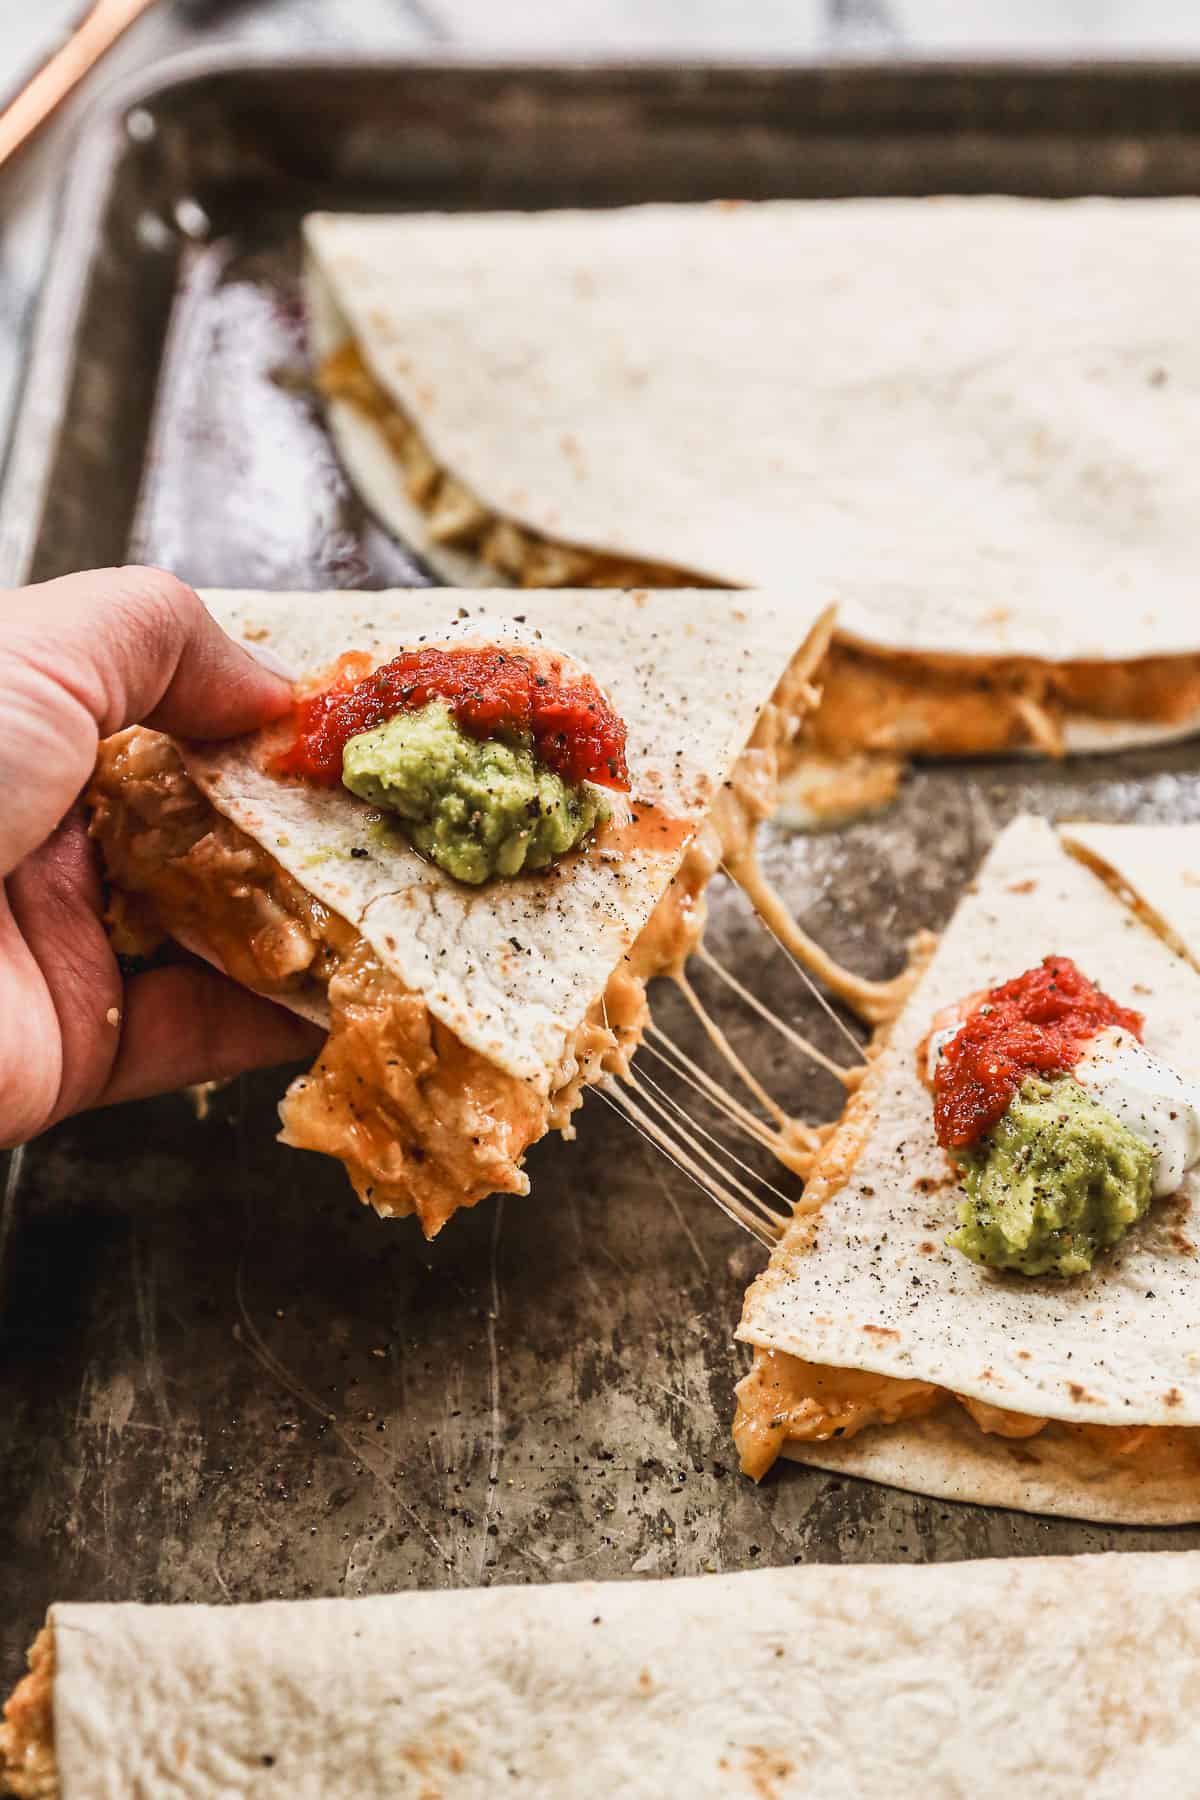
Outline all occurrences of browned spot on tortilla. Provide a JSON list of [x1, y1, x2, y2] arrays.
[[1017, 1350, 1032, 1360], [1007, 878, 1037, 893], [1165, 1388, 1183, 1407], [745, 1745, 795, 1800], [393, 1711, 468, 1786], [1067, 1383, 1097, 1404], [241, 624, 268, 642], [1172, 1233, 1196, 1256], [918, 1240, 937, 1254], [638, 1668, 656, 1696], [862, 1325, 900, 1340]]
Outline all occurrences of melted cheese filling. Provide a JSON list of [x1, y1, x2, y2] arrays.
[[733, 1346, 1196, 1483], [89, 728, 733, 1238], [0, 1629, 54, 1800], [806, 640, 1200, 762]]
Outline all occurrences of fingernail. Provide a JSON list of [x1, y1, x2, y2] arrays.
[[244, 641, 298, 682]]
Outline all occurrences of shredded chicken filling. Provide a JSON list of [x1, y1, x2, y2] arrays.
[[319, 342, 712, 591], [733, 1346, 1189, 1482], [0, 1628, 54, 1800], [89, 727, 721, 1238], [807, 641, 1200, 763]]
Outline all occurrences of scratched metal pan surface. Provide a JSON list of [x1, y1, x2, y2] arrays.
[[5, 53, 1200, 1698]]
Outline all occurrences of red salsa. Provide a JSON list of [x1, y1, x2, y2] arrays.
[[271, 645, 631, 791], [932, 955, 1143, 1150]]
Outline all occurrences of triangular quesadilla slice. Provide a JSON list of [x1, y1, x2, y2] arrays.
[[306, 198, 1200, 779], [89, 586, 829, 1238], [735, 814, 1200, 1523]]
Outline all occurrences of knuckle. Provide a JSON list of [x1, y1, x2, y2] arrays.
[[115, 565, 202, 643]]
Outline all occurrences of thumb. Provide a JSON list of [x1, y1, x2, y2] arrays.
[[0, 566, 291, 877]]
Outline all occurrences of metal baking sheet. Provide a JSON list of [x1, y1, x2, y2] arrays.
[[5, 52, 1200, 1698]]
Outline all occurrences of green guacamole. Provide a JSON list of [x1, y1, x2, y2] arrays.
[[340, 700, 607, 886], [948, 1075, 1154, 1278]]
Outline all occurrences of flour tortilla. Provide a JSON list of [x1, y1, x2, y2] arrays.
[[305, 198, 1200, 748], [188, 588, 816, 1089], [17, 1553, 1200, 1797], [782, 1406, 1200, 1527], [1060, 822, 1200, 973], [738, 814, 1200, 1522]]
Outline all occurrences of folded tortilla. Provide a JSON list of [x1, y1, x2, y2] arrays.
[[8, 1551, 1200, 1798], [1058, 821, 1200, 972], [305, 198, 1200, 762], [735, 814, 1200, 1523], [89, 586, 826, 1236]]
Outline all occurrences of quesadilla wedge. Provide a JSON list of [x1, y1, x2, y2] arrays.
[[8, 1551, 1200, 1798], [89, 586, 831, 1238], [306, 198, 1200, 785], [735, 814, 1200, 1524]]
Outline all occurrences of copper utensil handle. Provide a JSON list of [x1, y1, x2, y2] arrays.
[[0, 0, 163, 171]]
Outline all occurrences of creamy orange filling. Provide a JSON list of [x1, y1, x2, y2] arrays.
[[0, 1627, 55, 1800], [90, 728, 552, 1236], [733, 1352, 941, 1479], [277, 938, 549, 1236], [734, 1346, 1192, 1482], [807, 641, 1200, 763], [319, 342, 710, 590], [90, 727, 359, 988], [88, 728, 716, 1237]]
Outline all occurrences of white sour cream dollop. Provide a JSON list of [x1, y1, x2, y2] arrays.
[[1073, 1027, 1200, 1199], [927, 1019, 1200, 1198]]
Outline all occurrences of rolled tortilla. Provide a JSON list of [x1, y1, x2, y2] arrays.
[[736, 815, 1200, 1521], [7, 1554, 1200, 1797], [306, 198, 1200, 756]]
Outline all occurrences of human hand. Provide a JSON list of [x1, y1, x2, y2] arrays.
[[0, 566, 322, 1147]]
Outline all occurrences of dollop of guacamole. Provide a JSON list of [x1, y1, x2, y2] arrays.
[[948, 1075, 1154, 1277], [341, 701, 607, 885]]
